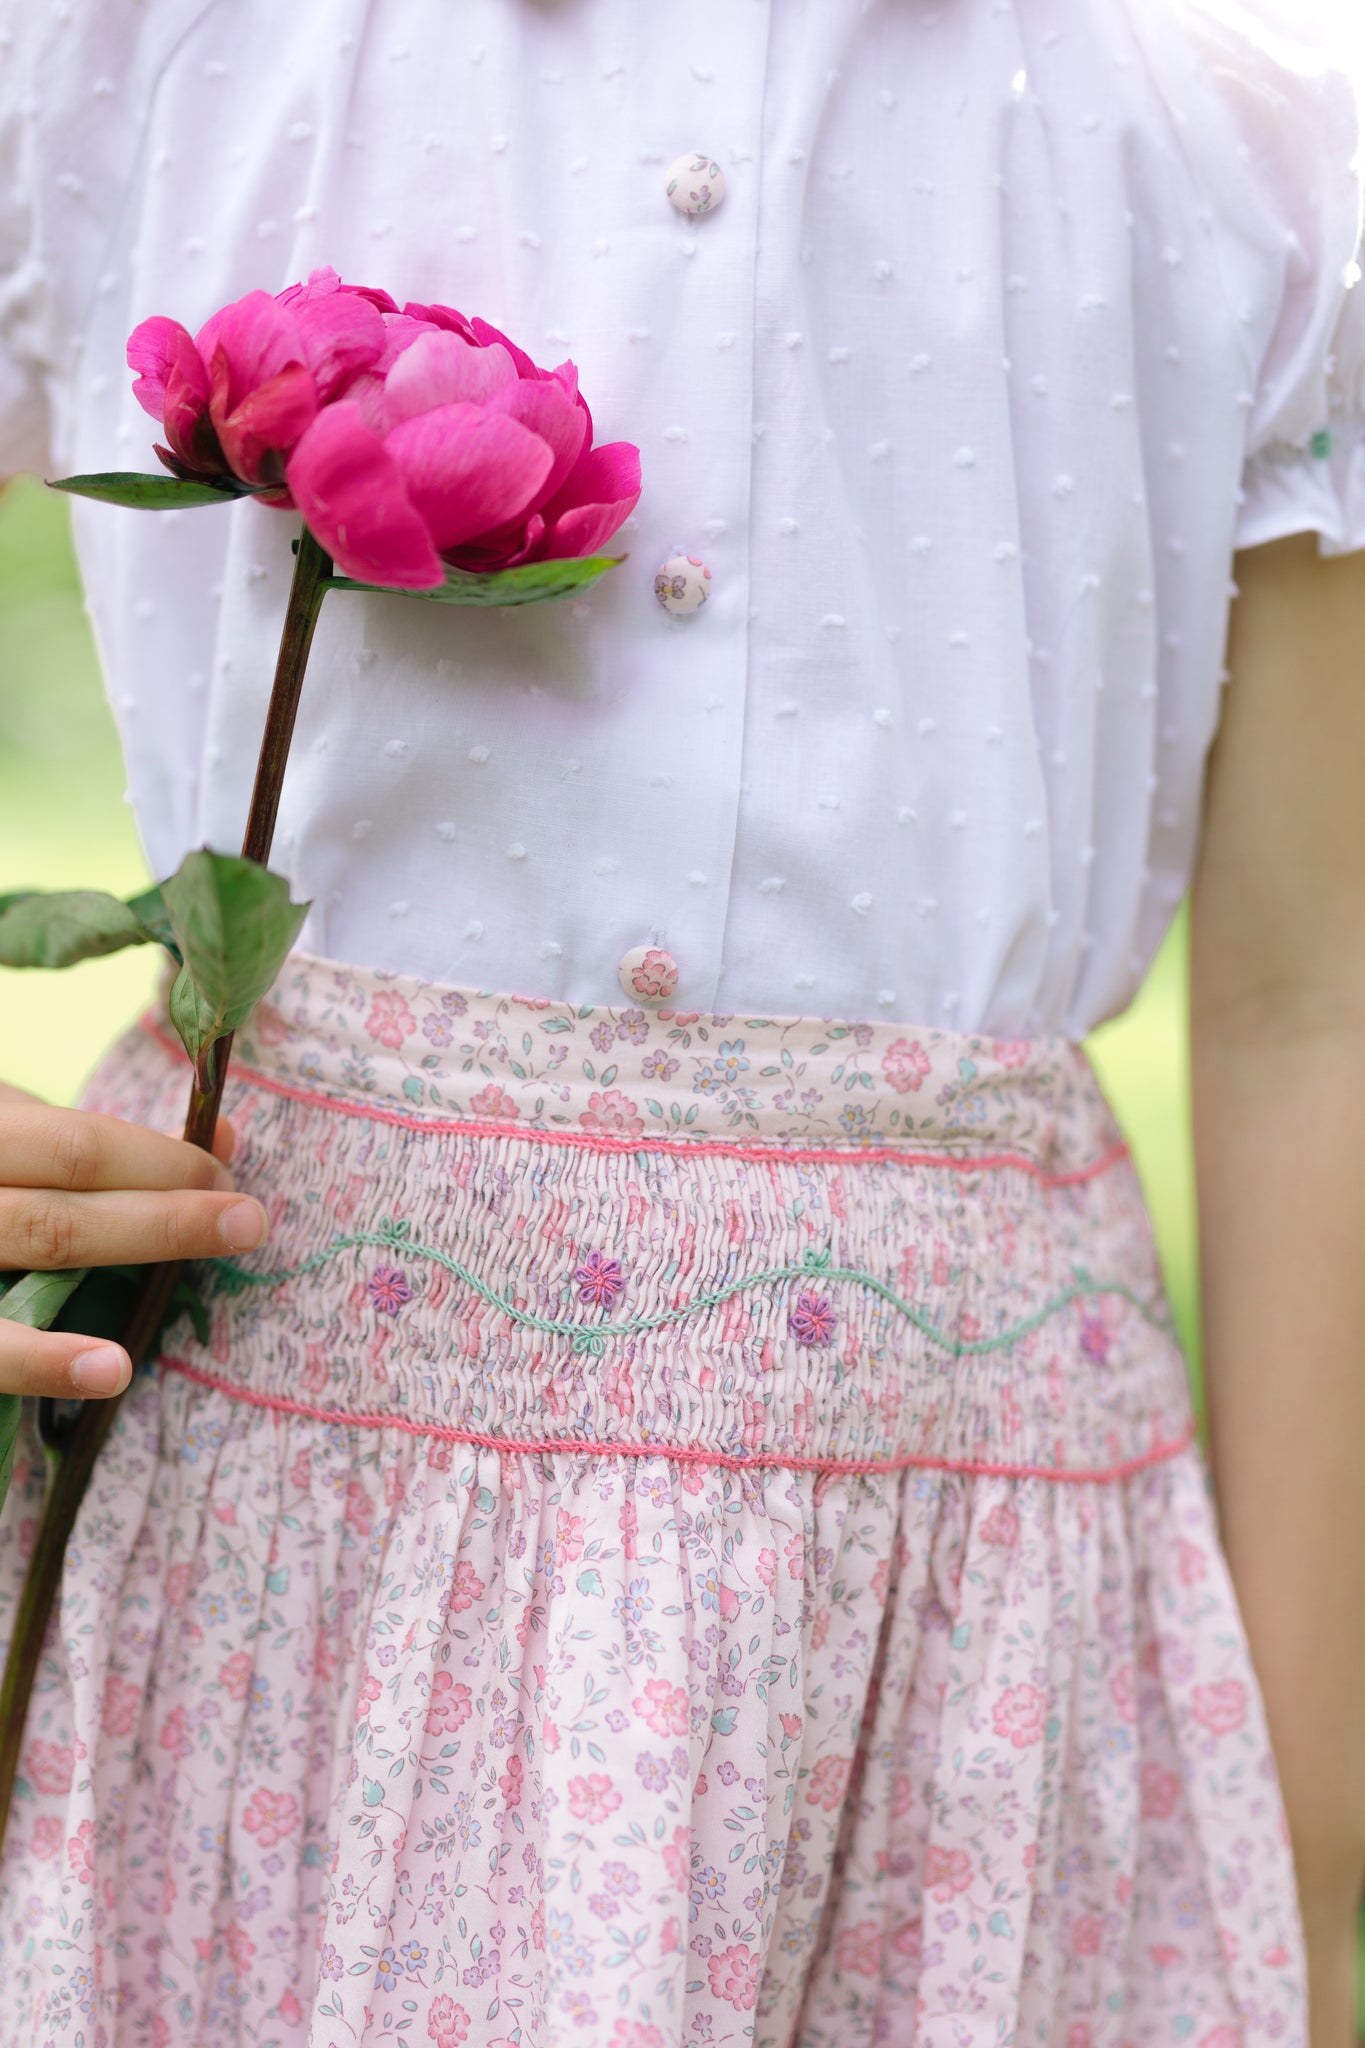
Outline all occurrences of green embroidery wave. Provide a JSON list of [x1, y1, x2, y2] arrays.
[[208, 1218, 1176, 1360]]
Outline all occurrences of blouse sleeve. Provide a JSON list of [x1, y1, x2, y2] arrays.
[[0, 22, 53, 481], [1201, 5, 1365, 554]]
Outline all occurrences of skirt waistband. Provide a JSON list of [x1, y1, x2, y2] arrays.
[[153, 948, 1122, 1171]]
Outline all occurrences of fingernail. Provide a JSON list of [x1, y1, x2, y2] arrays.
[[70, 1347, 130, 1396], [219, 1199, 269, 1251], [212, 1161, 238, 1194]]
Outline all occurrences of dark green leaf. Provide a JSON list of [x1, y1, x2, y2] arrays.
[[330, 552, 625, 609], [0, 1267, 91, 1330], [160, 849, 309, 1062], [47, 471, 263, 510], [123, 884, 181, 961], [0, 883, 184, 969]]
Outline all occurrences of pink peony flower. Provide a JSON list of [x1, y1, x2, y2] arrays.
[[127, 267, 641, 590]]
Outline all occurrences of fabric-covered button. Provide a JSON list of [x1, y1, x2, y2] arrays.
[[665, 153, 725, 217], [618, 945, 679, 1005], [654, 554, 711, 615]]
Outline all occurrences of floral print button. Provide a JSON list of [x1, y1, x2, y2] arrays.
[[618, 944, 679, 1004], [665, 152, 725, 216], [654, 554, 711, 615]]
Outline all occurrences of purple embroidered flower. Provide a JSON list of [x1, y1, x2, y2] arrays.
[[590, 1019, 616, 1054], [641, 1047, 679, 1081], [421, 1010, 454, 1047], [790, 1291, 836, 1346], [368, 1264, 413, 1314], [574, 1248, 624, 1309], [616, 1009, 649, 1045]]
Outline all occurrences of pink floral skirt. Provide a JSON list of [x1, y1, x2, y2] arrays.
[[0, 951, 1307, 2048]]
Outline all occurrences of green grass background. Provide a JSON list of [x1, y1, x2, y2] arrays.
[[3, 475, 1359, 2013]]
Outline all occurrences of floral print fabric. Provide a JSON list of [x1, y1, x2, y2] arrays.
[[0, 951, 1307, 2047]]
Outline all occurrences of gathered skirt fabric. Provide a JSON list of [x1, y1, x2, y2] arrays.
[[0, 952, 1306, 2048]]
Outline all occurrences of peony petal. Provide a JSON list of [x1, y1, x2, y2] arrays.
[[126, 316, 202, 421], [213, 360, 318, 486], [163, 346, 224, 475], [383, 330, 519, 427], [375, 311, 444, 374], [290, 293, 386, 402], [402, 299, 481, 347], [286, 404, 443, 588], [544, 440, 642, 521], [468, 315, 542, 383], [484, 378, 587, 505], [385, 404, 555, 554], [196, 290, 306, 418], [537, 496, 637, 560]]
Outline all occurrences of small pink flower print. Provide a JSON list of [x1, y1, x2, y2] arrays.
[[253, 1002, 289, 1046], [992, 1681, 1046, 1748], [611, 2023, 664, 2048], [427, 1995, 470, 2047], [1198, 2029, 1243, 2048], [1109, 1661, 1138, 1723], [574, 1248, 625, 1307], [780, 1713, 804, 1742], [425, 1671, 473, 1735], [633, 1678, 689, 1738], [834, 1920, 883, 1977], [978, 1501, 1019, 1546], [279, 1991, 304, 2026], [924, 1844, 973, 1900], [789, 1291, 836, 1346], [1146, 1761, 1186, 1826], [805, 1753, 850, 1812], [627, 948, 678, 1001], [499, 1754, 524, 1808], [1176, 1537, 1207, 1585], [892, 1916, 923, 1962], [101, 1673, 142, 1739], [164, 1562, 192, 1608], [344, 1481, 375, 1537], [1260, 1943, 1292, 1968], [365, 989, 416, 1050], [1147, 1946, 1184, 1970], [450, 1558, 485, 1612], [579, 1087, 645, 1138], [1192, 1678, 1247, 1737], [219, 1651, 253, 1701], [567, 1774, 622, 1823], [242, 1787, 300, 1849], [67, 1820, 95, 1887], [368, 1264, 412, 1314], [354, 1672, 382, 1722], [756, 1547, 777, 1591], [470, 1082, 519, 1119], [662, 1824, 691, 1893], [554, 1510, 586, 1565], [26, 1739, 74, 1796], [784, 1531, 804, 1579], [29, 1815, 62, 1861], [882, 1036, 931, 1092], [1071, 1912, 1105, 1957], [224, 1922, 256, 1972], [992, 1038, 1031, 1068], [707, 1943, 759, 2012]]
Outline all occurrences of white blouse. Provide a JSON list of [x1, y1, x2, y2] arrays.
[[2, 0, 1363, 1037]]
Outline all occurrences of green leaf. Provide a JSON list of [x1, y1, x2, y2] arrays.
[[47, 471, 263, 510], [160, 849, 309, 1063], [123, 884, 181, 961], [330, 551, 625, 609], [0, 1393, 20, 1512], [0, 1267, 91, 1330], [0, 888, 165, 969]]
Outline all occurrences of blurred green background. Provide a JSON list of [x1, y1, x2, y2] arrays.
[[10, 473, 1360, 2016]]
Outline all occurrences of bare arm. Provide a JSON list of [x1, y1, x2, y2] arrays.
[[1189, 530, 1365, 2031]]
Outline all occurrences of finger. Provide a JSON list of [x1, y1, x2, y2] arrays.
[[0, 1186, 269, 1272], [0, 1318, 131, 1399], [0, 1102, 241, 1196]]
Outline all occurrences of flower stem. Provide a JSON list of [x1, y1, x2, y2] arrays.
[[0, 526, 333, 1847]]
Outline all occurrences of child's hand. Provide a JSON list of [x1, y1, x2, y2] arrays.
[[0, 1082, 266, 1398]]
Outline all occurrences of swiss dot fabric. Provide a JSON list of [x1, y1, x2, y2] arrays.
[[0, 1, 1363, 1031], [0, 952, 1308, 2046]]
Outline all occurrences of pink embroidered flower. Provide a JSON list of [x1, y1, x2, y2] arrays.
[[367, 1264, 413, 1314], [805, 1753, 850, 1812], [219, 1651, 253, 1701], [365, 989, 416, 1049], [632, 1678, 689, 1738], [242, 1787, 300, 1849], [67, 1819, 96, 1887], [625, 948, 679, 1001], [789, 1291, 836, 1347], [991, 1681, 1046, 1747], [1192, 1678, 1247, 1737], [29, 1815, 62, 1861], [978, 1500, 1019, 1547], [834, 1920, 883, 1978], [25, 1740, 74, 1796], [881, 1036, 931, 1093], [707, 1944, 759, 2012], [567, 1774, 622, 1823], [101, 1673, 142, 1739], [427, 1995, 470, 2046], [450, 1559, 485, 1612], [611, 2023, 665, 2048], [573, 1248, 624, 1308], [578, 1087, 645, 1138], [425, 1671, 473, 1734], [469, 1082, 519, 1119]]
